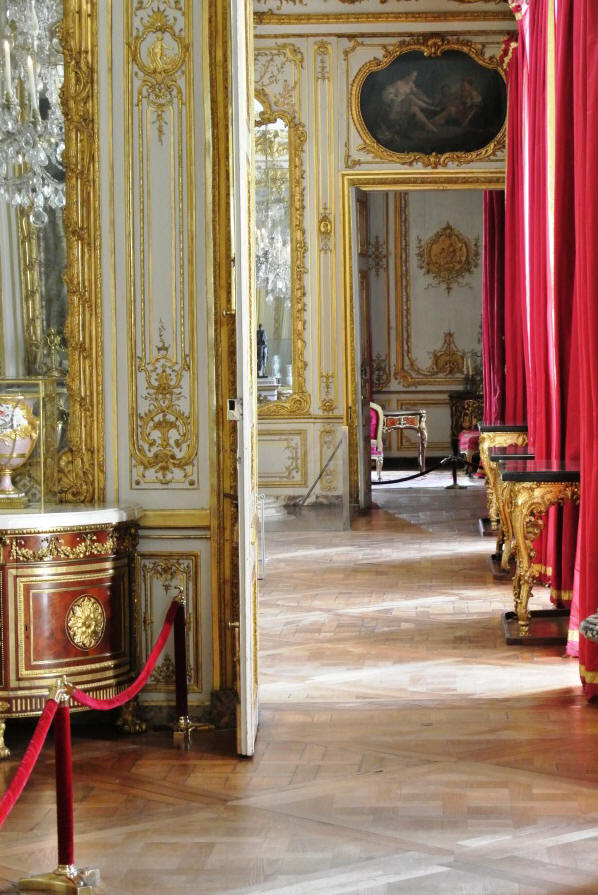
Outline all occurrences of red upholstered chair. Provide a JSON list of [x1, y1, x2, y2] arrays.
[[458, 429, 481, 476], [370, 402, 384, 482]]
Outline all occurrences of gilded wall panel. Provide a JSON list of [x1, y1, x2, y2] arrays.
[[137, 548, 203, 698], [392, 191, 483, 388], [258, 429, 308, 487], [312, 41, 338, 415], [125, 2, 199, 489]]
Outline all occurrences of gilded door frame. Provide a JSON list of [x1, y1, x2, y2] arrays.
[[340, 170, 505, 503]]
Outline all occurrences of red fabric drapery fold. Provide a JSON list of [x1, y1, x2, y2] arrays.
[[551, 0, 580, 642], [567, 0, 598, 693], [482, 191, 506, 424], [503, 43, 527, 423]]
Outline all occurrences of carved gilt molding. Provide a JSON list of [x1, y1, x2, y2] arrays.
[[255, 46, 310, 418], [125, 2, 199, 486], [59, 0, 104, 502], [139, 552, 200, 692]]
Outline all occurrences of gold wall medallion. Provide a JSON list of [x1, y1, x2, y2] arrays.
[[350, 35, 507, 169], [66, 595, 106, 650], [416, 222, 480, 294]]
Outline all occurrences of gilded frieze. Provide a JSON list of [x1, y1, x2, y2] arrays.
[[125, 2, 198, 487]]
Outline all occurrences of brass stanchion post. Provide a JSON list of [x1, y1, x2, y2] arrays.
[[169, 587, 213, 748], [19, 678, 100, 893]]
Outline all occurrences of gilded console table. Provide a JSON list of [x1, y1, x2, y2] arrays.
[[488, 445, 535, 577], [0, 505, 139, 757], [383, 410, 428, 472], [500, 461, 580, 638], [478, 423, 528, 535]]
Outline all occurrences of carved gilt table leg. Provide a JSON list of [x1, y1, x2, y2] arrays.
[[479, 434, 500, 530], [510, 481, 580, 636], [0, 717, 10, 760], [497, 480, 516, 571], [117, 697, 147, 735], [479, 431, 529, 534], [418, 412, 428, 473]]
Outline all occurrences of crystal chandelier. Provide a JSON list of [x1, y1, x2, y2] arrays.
[[0, 0, 65, 226]]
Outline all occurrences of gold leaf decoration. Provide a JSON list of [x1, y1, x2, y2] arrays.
[[416, 222, 479, 294], [66, 595, 106, 650]]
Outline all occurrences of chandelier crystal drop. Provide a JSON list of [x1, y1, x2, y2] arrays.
[[0, 0, 65, 226]]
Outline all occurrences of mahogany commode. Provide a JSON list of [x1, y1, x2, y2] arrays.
[[0, 505, 138, 757]]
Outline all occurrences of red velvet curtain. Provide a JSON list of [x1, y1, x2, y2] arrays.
[[508, 2, 577, 601], [563, 0, 598, 692], [482, 192, 506, 424], [552, 0, 580, 640], [510, 5, 553, 580], [503, 43, 527, 423]]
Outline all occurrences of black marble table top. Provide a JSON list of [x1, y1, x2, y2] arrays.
[[490, 446, 535, 463], [478, 422, 528, 433], [500, 459, 580, 483]]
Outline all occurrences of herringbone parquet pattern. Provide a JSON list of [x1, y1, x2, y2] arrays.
[[1, 475, 598, 893]]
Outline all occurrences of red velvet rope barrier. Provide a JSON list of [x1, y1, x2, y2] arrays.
[[0, 699, 58, 829], [70, 599, 179, 711]]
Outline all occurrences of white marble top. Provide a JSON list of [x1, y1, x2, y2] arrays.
[[0, 503, 140, 531]]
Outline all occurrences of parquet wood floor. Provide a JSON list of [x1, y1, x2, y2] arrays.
[[2, 476, 598, 893]]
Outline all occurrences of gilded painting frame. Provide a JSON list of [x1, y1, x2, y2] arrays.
[[350, 36, 507, 168], [341, 170, 505, 503], [255, 91, 310, 418]]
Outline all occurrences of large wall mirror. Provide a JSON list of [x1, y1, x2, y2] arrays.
[[0, 0, 102, 503], [254, 92, 309, 417]]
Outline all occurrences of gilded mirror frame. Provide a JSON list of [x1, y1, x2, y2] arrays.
[[255, 90, 309, 417], [16, 0, 103, 502]]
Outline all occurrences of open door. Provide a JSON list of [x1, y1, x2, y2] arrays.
[[229, 0, 259, 756], [353, 189, 373, 510]]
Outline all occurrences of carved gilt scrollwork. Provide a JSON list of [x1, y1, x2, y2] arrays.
[[58, 0, 104, 502], [126, 3, 198, 485], [510, 481, 580, 635], [478, 431, 528, 529]]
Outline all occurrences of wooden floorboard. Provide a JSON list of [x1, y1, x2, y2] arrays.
[[1, 474, 597, 894]]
